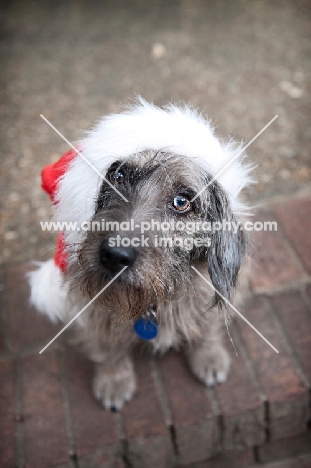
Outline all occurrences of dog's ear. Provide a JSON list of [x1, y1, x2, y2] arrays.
[[206, 182, 247, 309]]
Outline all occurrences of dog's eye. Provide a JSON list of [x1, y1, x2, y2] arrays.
[[108, 170, 124, 186], [172, 195, 191, 212]]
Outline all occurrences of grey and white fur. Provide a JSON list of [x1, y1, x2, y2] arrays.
[[29, 100, 253, 410]]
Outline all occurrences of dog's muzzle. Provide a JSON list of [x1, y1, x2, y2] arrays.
[[99, 239, 138, 273]]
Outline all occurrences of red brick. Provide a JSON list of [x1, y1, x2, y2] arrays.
[[158, 351, 218, 465], [111, 458, 126, 468], [21, 352, 68, 468], [300, 453, 311, 467], [214, 335, 265, 451], [253, 453, 311, 468], [259, 459, 300, 468], [306, 283, 311, 303], [0, 271, 7, 353], [235, 296, 308, 440], [271, 291, 311, 383], [122, 355, 173, 468], [190, 448, 255, 468], [0, 360, 15, 467], [64, 348, 119, 458], [250, 210, 301, 291], [7, 264, 59, 351], [258, 432, 311, 463], [78, 449, 125, 468], [273, 199, 311, 274]]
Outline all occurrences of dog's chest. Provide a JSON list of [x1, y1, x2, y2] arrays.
[[149, 302, 204, 352]]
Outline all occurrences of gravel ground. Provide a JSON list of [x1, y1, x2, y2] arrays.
[[0, 0, 310, 266]]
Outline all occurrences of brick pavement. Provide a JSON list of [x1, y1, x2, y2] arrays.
[[0, 196, 311, 468]]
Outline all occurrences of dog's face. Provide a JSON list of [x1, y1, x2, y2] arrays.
[[70, 150, 246, 319]]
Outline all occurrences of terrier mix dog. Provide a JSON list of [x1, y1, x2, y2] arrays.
[[29, 100, 252, 410]]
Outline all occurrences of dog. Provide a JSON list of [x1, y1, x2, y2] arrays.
[[29, 99, 253, 410]]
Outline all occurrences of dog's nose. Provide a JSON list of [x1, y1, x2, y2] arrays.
[[100, 239, 138, 272]]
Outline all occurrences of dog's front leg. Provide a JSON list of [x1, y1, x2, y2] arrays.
[[92, 351, 136, 410], [185, 315, 230, 386]]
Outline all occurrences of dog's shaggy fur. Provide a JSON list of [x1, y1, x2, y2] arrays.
[[29, 100, 253, 410]]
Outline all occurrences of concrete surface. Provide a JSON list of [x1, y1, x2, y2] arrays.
[[0, 0, 310, 266]]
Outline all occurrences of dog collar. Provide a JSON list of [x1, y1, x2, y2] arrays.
[[133, 307, 158, 340]]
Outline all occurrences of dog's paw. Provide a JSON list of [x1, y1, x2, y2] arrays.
[[187, 344, 230, 387], [93, 358, 136, 411]]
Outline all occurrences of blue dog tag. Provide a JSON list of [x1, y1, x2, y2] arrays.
[[133, 317, 158, 340]]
